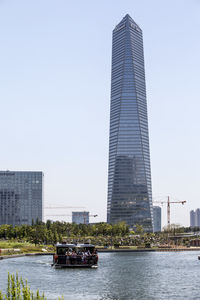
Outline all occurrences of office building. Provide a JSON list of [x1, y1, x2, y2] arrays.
[[107, 14, 153, 231], [196, 209, 200, 227], [153, 206, 161, 232], [190, 209, 200, 227], [0, 171, 43, 226], [190, 210, 195, 227], [72, 211, 89, 225], [195, 209, 200, 227]]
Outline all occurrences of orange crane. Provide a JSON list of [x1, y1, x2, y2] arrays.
[[153, 196, 186, 226]]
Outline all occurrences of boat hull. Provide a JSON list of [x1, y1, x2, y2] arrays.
[[52, 263, 98, 269]]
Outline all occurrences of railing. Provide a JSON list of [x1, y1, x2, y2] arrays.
[[55, 255, 98, 265]]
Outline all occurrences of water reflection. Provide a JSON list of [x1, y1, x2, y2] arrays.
[[99, 252, 156, 300]]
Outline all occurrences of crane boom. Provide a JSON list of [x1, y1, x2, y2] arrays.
[[46, 214, 97, 217], [153, 196, 186, 226], [45, 206, 85, 209], [46, 213, 98, 225]]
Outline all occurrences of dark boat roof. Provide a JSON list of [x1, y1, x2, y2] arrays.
[[56, 243, 95, 248]]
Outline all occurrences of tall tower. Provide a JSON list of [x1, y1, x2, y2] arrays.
[[107, 14, 153, 231]]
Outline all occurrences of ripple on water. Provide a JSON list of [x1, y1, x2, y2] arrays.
[[0, 252, 200, 300]]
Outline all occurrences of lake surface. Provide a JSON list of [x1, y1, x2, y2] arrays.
[[0, 252, 200, 299]]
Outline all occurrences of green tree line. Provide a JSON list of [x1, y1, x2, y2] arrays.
[[0, 221, 129, 245]]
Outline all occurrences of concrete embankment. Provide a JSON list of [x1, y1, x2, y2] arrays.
[[97, 248, 200, 253]]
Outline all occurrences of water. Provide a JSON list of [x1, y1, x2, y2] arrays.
[[0, 252, 200, 299]]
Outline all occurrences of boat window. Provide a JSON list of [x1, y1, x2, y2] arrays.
[[57, 247, 67, 255]]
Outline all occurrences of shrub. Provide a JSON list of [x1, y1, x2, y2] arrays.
[[0, 273, 63, 300]]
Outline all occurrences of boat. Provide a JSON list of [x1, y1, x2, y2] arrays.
[[52, 243, 98, 268]]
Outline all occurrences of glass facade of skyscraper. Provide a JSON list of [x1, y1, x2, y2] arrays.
[[190, 209, 200, 228], [107, 15, 153, 231], [190, 210, 195, 227], [0, 171, 43, 226]]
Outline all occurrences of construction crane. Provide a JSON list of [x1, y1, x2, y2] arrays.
[[45, 206, 86, 209], [46, 214, 98, 224], [153, 196, 186, 225]]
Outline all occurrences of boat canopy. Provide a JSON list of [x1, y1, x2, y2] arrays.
[[56, 243, 95, 248], [56, 244, 76, 248], [77, 244, 95, 248], [56, 244, 96, 255]]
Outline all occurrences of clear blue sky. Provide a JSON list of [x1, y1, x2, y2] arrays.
[[0, 0, 199, 227]]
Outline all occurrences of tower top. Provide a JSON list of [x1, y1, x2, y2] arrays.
[[113, 14, 142, 33]]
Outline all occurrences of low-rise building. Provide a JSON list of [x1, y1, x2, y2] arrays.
[[72, 211, 89, 224]]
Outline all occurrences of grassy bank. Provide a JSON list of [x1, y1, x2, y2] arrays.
[[0, 241, 54, 255]]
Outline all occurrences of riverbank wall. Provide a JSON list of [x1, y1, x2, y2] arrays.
[[97, 248, 200, 253]]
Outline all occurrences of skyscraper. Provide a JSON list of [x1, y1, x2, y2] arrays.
[[153, 206, 161, 232], [190, 209, 200, 228], [195, 208, 200, 227], [107, 14, 153, 231], [190, 210, 195, 227], [0, 171, 43, 226]]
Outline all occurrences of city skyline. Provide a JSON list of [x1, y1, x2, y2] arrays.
[[107, 15, 153, 231], [0, 0, 199, 227]]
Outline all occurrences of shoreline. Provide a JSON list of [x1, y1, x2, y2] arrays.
[[0, 252, 53, 260], [97, 248, 200, 253], [1, 247, 200, 260]]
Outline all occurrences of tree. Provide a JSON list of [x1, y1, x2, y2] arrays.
[[163, 224, 183, 233], [46, 220, 52, 230], [135, 224, 144, 234]]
